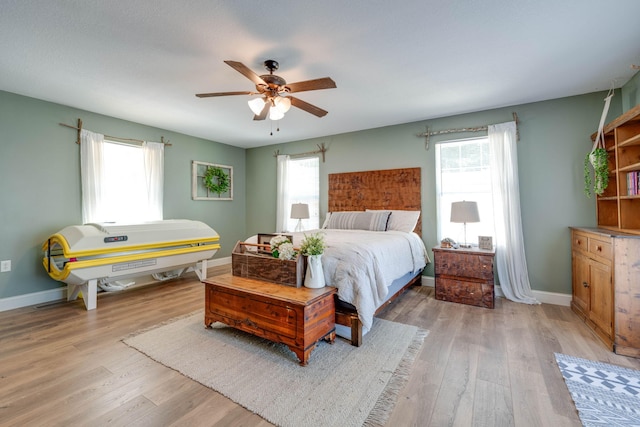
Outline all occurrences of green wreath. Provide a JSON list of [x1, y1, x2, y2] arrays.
[[203, 166, 230, 196]]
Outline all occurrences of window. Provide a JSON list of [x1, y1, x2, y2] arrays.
[[81, 130, 164, 224], [286, 157, 320, 231], [435, 137, 494, 245], [277, 156, 320, 232]]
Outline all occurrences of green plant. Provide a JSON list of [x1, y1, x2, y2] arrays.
[[299, 232, 325, 256], [584, 147, 609, 198], [203, 166, 230, 196]]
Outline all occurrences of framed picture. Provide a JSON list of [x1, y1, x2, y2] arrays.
[[478, 236, 493, 250], [192, 160, 233, 200]]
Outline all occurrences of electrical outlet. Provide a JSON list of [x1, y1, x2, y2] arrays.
[[1, 260, 11, 272]]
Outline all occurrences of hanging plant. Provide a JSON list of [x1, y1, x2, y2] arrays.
[[584, 147, 609, 198], [203, 166, 230, 196]]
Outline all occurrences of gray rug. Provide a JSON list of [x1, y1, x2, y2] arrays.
[[124, 310, 427, 427], [554, 353, 640, 426]]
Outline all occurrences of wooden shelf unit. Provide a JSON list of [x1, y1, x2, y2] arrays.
[[593, 104, 640, 234], [570, 227, 640, 358]]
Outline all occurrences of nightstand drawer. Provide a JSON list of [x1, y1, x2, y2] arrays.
[[435, 277, 494, 309], [434, 252, 494, 281]]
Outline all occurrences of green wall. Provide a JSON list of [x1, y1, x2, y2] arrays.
[[2, 75, 637, 302], [0, 90, 246, 299], [622, 71, 640, 111], [246, 91, 624, 294]]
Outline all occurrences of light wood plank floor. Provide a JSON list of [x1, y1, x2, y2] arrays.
[[1, 265, 639, 426]]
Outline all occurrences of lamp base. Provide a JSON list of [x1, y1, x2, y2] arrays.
[[294, 219, 304, 233]]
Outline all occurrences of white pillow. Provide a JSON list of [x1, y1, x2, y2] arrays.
[[325, 211, 391, 231], [366, 209, 420, 233], [322, 211, 363, 229]]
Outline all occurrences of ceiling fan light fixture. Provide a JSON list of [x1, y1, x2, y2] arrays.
[[248, 97, 265, 115], [269, 107, 285, 121], [273, 96, 291, 113]]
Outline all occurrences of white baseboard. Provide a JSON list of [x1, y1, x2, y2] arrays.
[[530, 289, 572, 306], [3, 260, 570, 312], [421, 276, 571, 307], [0, 256, 233, 313], [0, 287, 67, 312], [422, 275, 434, 287]]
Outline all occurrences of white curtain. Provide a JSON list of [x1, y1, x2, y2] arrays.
[[276, 154, 291, 232], [80, 129, 105, 224], [142, 141, 164, 221], [488, 121, 539, 304]]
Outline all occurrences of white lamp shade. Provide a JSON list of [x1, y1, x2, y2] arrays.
[[450, 201, 480, 223], [248, 97, 265, 115], [273, 96, 291, 113], [269, 106, 285, 121], [290, 203, 310, 219]]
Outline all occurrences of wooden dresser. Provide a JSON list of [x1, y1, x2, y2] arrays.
[[202, 273, 336, 365], [570, 227, 640, 358], [433, 245, 495, 309]]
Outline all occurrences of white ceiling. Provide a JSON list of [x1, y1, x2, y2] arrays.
[[1, 1, 639, 149]]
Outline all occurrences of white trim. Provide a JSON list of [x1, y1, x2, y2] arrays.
[[0, 256, 233, 312], [530, 289, 572, 306], [2, 261, 571, 313], [0, 287, 67, 312], [422, 275, 435, 287]]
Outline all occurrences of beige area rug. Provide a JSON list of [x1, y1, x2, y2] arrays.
[[124, 310, 427, 427]]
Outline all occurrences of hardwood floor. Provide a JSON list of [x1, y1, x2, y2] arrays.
[[1, 265, 638, 426]]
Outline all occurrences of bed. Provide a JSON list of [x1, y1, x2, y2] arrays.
[[263, 167, 429, 346], [283, 227, 428, 345]]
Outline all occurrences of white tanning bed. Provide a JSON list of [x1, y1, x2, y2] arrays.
[[42, 220, 220, 310]]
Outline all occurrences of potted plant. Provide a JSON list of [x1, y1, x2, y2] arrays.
[[584, 147, 609, 198], [299, 232, 326, 288]]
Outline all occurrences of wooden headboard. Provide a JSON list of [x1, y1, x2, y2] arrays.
[[327, 167, 422, 235]]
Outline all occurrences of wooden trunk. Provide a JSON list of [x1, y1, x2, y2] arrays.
[[203, 274, 336, 366], [231, 241, 306, 287]]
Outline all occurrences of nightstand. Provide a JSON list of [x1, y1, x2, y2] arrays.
[[432, 245, 495, 309]]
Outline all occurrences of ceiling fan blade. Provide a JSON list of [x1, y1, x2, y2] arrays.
[[285, 77, 336, 93], [253, 101, 270, 121], [224, 60, 267, 86], [289, 96, 329, 117], [195, 91, 253, 98]]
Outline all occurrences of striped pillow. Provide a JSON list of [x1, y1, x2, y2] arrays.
[[325, 211, 391, 231]]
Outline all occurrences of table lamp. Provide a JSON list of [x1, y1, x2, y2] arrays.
[[450, 201, 479, 248], [290, 203, 310, 232]]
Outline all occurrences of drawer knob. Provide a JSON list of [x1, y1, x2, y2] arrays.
[[596, 245, 602, 252], [583, 281, 589, 288]]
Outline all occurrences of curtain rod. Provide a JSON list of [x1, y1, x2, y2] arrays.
[[273, 142, 328, 163], [58, 119, 172, 146], [418, 112, 519, 150]]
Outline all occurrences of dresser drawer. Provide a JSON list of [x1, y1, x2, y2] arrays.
[[572, 232, 588, 253], [572, 230, 612, 262], [434, 252, 494, 281], [588, 237, 612, 261]]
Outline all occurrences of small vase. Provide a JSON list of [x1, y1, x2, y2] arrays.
[[304, 254, 325, 288]]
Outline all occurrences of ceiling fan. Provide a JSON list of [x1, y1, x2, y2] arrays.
[[196, 60, 336, 121]]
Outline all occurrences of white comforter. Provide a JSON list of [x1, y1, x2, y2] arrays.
[[289, 229, 429, 331]]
